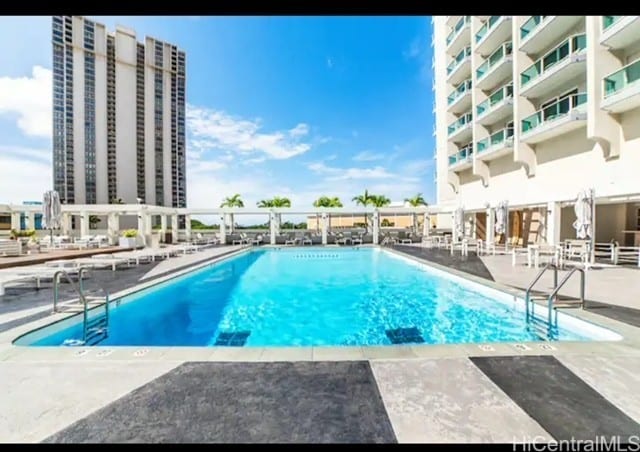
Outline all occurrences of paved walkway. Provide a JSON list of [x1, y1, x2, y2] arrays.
[[1, 356, 639, 443]]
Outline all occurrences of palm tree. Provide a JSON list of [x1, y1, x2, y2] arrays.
[[271, 196, 291, 208], [313, 196, 343, 232], [352, 189, 375, 229], [220, 194, 244, 208], [256, 199, 274, 208], [220, 194, 244, 233], [257, 196, 291, 233], [405, 193, 428, 233], [370, 195, 391, 207]]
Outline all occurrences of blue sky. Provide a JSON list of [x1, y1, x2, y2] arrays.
[[0, 16, 435, 220]]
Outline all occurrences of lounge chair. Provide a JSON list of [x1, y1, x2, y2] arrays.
[[73, 256, 131, 271], [301, 234, 312, 246], [252, 234, 264, 246], [0, 239, 22, 257], [0, 272, 41, 295]]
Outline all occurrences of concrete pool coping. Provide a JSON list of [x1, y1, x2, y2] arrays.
[[2, 245, 640, 363]]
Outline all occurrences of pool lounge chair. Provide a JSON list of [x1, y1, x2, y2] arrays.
[[301, 234, 312, 246], [73, 256, 131, 271], [252, 234, 264, 246], [284, 234, 299, 246], [0, 272, 41, 296]]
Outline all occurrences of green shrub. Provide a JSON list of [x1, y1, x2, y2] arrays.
[[10, 229, 36, 238], [121, 229, 138, 238]]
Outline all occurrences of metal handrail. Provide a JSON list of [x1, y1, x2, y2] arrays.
[[524, 262, 558, 322], [53, 267, 110, 344], [546, 267, 585, 335]]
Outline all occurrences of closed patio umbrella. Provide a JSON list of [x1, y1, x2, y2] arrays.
[[42, 190, 62, 244], [573, 189, 593, 240], [454, 207, 465, 240], [495, 200, 508, 243]]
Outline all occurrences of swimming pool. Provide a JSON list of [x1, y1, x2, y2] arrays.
[[15, 247, 620, 347]]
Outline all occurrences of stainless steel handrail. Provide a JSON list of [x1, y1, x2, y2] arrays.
[[524, 262, 558, 322], [546, 267, 585, 336]]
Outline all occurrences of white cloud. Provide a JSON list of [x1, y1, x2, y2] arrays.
[[0, 66, 52, 138], [326, 57, 334, 69], [352, 150, 385, 162], [187, 159, 226, 174], [0, 154, 51, 204], [307, 162, 396, 181], [186, 104, 312, 160], [401, 158, 434, 175]]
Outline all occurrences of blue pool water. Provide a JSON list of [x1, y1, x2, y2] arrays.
[[24, 247, 597, 347]]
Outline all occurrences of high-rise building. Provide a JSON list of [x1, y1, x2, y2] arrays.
[[52, 15, 187, 208], [432, 16, 640, 246]]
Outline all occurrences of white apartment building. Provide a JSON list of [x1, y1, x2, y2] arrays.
[[52, 16, 187, 209], [431, 16, 640, 248]]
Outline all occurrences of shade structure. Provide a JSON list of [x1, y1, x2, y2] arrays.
[[454, 207, 465, 239], [495, 200, 508, 236], [573, 189, 594, 240], [42, 190, 61, 230]]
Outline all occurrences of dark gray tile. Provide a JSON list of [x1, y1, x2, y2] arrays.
[[470, 355, 640, 441], [43, 361, 397, 443], [390, 245, 495, 281]]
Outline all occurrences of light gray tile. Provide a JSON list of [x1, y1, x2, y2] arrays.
[[370, 358, 551, 443]]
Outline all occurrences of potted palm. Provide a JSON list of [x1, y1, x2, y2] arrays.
[[119, 229, 139, 248]]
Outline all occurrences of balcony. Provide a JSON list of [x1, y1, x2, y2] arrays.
[[519, 16, 584, 55], [446, 16, 470, 56], [476, 127, 514, 161], [520, 93, 587, 144], [476, 83, 514, 126], [601, 59, 640, 114], [476, 42, 513, 91], [520, 34, 587, 99], [447, 79, 472, 114], [600, 16, 640, 50], [446, 16, 461, 27], [447, 46, 471, 85], [475, 16, 512, 57], [447, 112, 473, 143], [448, 144, 474, 171]]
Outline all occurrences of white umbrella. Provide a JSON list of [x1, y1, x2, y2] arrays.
[[42, 190, 62, 244], [573, 189, 593, 239], [454, 207, 465, 239], [495, 201, 507, 235]]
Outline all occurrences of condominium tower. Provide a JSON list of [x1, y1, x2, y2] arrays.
[[52, 15, 187, 208], [432, 16, 640, 246]]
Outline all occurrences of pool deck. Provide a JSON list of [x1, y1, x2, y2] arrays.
[[1, 244, 640, 443]]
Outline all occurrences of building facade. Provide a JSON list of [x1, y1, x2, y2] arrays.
[[52, 16, 187, 209], [432, 16, 640, 246]]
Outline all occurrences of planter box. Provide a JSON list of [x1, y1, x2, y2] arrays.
[[118, 237, 138, 248]]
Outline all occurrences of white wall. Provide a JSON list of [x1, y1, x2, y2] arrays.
[[94, 23, 108, 204], [115, 28, 138, 204]]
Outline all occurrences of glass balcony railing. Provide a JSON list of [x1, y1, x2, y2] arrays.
[[446, 16, 470, 47], [476, 41, 512, 81], [603, 16, 622, 31], [520, 34, 587, 88], [475, 16, 501, 43], [476, 83, 514, 117], [448, 113, 473, 136], [520, 16, 547, 40], [521, 93, 587, 134], [477, 127, 514, 154], [448, 144, 474, 166], [447, 46, 471, 75], [603, 59, 640, 98], [447, 79, 472, 105]]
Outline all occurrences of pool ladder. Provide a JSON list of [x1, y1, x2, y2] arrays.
[[525, 263, 585, 340], [52, 268, 110, 345]]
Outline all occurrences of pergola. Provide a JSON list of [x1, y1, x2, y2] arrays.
[[0, 203, 435, 246]]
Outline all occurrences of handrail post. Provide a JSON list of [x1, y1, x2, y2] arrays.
[[580, 268, 585, 309], [53, 271, 60, 313]]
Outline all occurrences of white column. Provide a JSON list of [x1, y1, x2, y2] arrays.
[[547, 202, 562, 246], [27, 212, 36, 231], [270, 211, 277, 245], [61, 212, 71, 236], [171, 215, 178, 244], [452, 212, 458, 243], [185, 214, 192, 242], [10, 212, 21, 230], [160, 214, 167, 233], [486, 206, 495, 246], [219, 215, 226, 245], [423, 212, 430, 238], [80, 211, 89, 238], [107, 213, 119, 245], [321, 212, 328, 245], [229, 213, 235, 234], [372, 210, 380, 245]]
